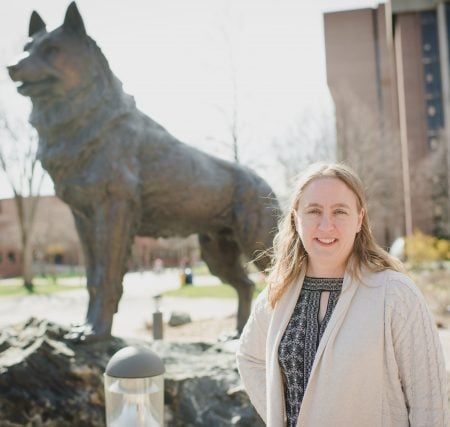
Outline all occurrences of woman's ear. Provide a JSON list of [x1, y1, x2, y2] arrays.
[[357, 208, 365, 232]]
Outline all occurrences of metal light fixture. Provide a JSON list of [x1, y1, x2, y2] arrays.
[[104, 345, 165, 426]]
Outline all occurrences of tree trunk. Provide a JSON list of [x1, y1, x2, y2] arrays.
[[22, 236, 34, 292]]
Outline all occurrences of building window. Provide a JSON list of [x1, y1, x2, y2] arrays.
[[421, 10, 444, 148], [7, 252, 16, 264], [54, 254, 64, 265], [430, 137, 439, 150]]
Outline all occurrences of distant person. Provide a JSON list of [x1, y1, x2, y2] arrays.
[[183, 265, 193, 285], [237, 162, 448, 426], [179, 258, 193, 286], [153, 258, 164, 274]]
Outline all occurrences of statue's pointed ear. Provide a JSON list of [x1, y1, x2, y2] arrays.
[[29, 11, 46, 37], [63, 2, 86, 36]]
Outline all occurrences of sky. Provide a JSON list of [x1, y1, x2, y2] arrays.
[[0, 0, 382, 198]]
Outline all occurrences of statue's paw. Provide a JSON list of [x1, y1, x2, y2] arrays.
[[67, 322, 90, 332], [63, 324, 108, 344]]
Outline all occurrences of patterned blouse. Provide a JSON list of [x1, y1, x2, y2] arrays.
[[278, 276, 344, 427]]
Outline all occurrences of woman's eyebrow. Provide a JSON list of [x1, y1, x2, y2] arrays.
[[303, 203, 350, 208], [331, 203, 350, 209], [304, 203, 322, 208]]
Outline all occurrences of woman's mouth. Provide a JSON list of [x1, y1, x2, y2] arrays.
[[315, 238, 337, 246]]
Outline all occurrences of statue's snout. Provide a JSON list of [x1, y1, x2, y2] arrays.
[[7, 51, 30, 81], [7, 63, 20, 80]]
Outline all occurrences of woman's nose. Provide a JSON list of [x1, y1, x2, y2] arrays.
[[318, 214, 334, 230]]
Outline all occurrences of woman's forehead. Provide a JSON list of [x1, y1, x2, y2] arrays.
[[298, 177, 359, 206]]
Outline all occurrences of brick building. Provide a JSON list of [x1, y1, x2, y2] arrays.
[[0, 196, 82, 278], [324, 0, 450, 244], [0, 195, 200, 278]]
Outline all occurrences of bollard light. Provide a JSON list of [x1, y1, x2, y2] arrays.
[[104, 345, 165, 426]]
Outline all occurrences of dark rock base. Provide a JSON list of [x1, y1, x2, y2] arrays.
[[0, 318, 263, 427]]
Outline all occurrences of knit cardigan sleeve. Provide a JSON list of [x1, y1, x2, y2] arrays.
[[387, 275, 449, 426], [236, 286, 271, 423]]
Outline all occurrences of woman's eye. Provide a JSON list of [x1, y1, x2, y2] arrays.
[[334, 209, 347, 215], [306, 209, 321, 215]]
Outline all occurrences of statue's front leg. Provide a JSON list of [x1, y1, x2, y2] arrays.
[[64, 199, 136, 343]]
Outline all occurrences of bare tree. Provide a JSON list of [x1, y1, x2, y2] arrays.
[[207, 24, 243, 163], [202, 7, 269, 172], [273, 96, 405, 247], [410, 136, 449, 238], [0, 106, 46, 291], [272, 108, 336, 207], [335, 95, 405, 246]]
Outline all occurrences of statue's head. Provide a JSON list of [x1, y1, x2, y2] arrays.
[[7, 2, 101, 101]]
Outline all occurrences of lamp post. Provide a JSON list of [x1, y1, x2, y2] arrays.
[[104, 345, 165, 426]]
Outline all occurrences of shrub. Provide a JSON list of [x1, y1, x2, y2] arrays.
[[404, 230, 450, 263]]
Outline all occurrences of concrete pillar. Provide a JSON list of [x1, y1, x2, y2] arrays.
[[394, 20, 414, 236], [437, 1, 450, 233]]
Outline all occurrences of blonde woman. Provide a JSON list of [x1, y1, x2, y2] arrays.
[[237, 162, 448, 427]]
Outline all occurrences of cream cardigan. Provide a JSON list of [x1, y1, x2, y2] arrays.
[[236, 268, 449, 426]]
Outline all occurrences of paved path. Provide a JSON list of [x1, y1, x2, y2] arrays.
[[0, 270, 236, 340], [1, 270, 449, 371]]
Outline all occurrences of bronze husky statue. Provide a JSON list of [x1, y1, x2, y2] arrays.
[[8, 2, 280, 342]]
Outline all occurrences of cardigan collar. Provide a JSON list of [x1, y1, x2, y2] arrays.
[[307, 269, 357, 382], [266, 266, 359, 426]]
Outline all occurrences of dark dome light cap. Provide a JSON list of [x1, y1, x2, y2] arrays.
[[106, 345, 165, 378]]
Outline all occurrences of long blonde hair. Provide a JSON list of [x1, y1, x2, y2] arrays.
[[267, 162, 404, 308]]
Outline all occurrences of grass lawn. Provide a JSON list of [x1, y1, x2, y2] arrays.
[[162, 281, 266, 299], [191, 261, 259, 277], [191, 263, 211, 276], [0, 276, 85, 297]]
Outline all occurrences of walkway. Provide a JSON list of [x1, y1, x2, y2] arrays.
[[0, 270, 449, 371], [0, 270, 236, 340]]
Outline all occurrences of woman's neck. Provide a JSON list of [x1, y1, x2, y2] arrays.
[[306, 262, 345, 278]]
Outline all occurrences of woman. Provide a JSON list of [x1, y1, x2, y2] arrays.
[[237, 162, 448, 427]]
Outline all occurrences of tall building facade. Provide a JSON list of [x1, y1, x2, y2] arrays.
[[324, 0, 450, 245]]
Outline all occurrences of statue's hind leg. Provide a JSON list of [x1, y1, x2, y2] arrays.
[[199, 232, 255, 335]]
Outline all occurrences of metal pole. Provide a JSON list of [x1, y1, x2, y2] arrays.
[[437, 1, 450, 234], [152, 295, 163, 340], [152, 311, 163, 340]]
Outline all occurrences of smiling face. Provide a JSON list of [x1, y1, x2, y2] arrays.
[[294, 177, 364, 278]]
